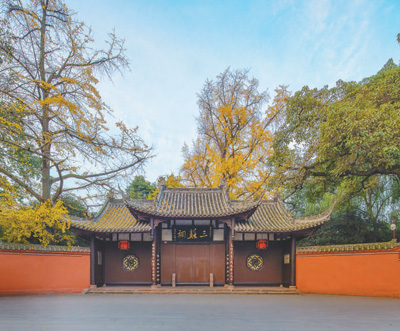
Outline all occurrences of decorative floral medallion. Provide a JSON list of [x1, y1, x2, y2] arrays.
[[246, 254, 264, 271], [122, 254, 139, 271]]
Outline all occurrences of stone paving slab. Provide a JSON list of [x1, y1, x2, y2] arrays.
[[86, 285, 300, 295], [1, 293, 400, 331]]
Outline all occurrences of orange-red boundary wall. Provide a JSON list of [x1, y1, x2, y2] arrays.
[[0, 246, 90, 296], [1, 242, 400, 297], [296, 245, 400, 298]]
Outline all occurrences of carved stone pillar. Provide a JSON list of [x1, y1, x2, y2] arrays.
[[151, 218, 161, 287], [151, 236, 157, 286], [224, 217, 235, 287], [150, 218, 157, 286], [229, 236, 234, 286]]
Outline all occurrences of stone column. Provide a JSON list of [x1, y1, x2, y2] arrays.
[[151, 218, 157, 287], [229, 237, 234, 286], [151, 237, 157, 286], [228, 217, 235, 287]]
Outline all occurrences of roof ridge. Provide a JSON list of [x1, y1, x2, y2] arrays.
[[260, 199, 278, 204], [297, 239, 399, 253], [0, 241, 90, 253], [219, 183, 233, 210], [108, 198, 125, 204], [95, 198, 112, 222], [162, 186, 225, 192], [233, 199, 281, 203], [155, 184, 166, 209]]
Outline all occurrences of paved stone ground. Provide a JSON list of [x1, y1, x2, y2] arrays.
[[0, 294, 399, 331]]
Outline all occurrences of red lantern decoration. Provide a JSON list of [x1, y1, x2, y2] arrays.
[[118, 240, 130, 250], [256, 240, 268, 250]]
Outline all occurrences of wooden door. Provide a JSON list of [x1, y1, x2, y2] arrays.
[[161, 243, 225, 285]]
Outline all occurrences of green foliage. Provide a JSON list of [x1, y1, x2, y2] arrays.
[[299, 208, 391, 246], [0, 102, 41, 200], [58, 195, 90, 247], [290, 175, 399, 246], [272, 35, 400, 245], [59, 195, 89, 218], [126, 176, 156, 199], [271, 58, 400, 196]]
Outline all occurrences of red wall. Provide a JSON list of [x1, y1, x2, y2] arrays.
[[2, 245, 400, 297], [0, 249, 90, 296], [296, 246, 400, 298]]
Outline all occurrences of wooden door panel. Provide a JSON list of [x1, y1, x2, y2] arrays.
[[161, 244, 175, 284], [192, 245, 210, 283], [211, 244, 225, 284], [175, 245, 193, 283]]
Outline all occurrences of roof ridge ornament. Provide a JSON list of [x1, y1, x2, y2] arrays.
[[156, 176, 167, 208], [157, 176, 166, 189], [253, 188, 267, 203], [272, 191, 281, 202], [106, 190, 115, 200], [219, 178, 228, 190], [219, 178, 231, 206]]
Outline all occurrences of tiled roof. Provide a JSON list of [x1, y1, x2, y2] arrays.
[[234, 199, 332, 233], [297, 239, 400, 253], [125, 186, 259, 220], [70, 199, 151, 233], [70, 186, 333, 234], [0, 241, 90, 253]]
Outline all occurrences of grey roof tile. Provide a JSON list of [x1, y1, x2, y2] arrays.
[[70, 199, 151, 233]]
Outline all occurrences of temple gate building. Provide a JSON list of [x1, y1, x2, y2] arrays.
[[70, 183, 332, 288]]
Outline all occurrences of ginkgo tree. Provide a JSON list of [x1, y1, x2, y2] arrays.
[[0, 0, 152, 245], [148, 173, 184, 199], [180, 68, 289, 199], [0, 176, 73, 246]]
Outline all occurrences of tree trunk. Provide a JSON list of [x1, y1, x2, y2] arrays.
[[39, 1, 51, 202]]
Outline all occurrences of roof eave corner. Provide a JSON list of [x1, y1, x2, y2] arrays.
[[293, 201, 336, 226]]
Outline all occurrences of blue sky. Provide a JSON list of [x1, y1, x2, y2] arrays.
[[66, 0, 400, 183]]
